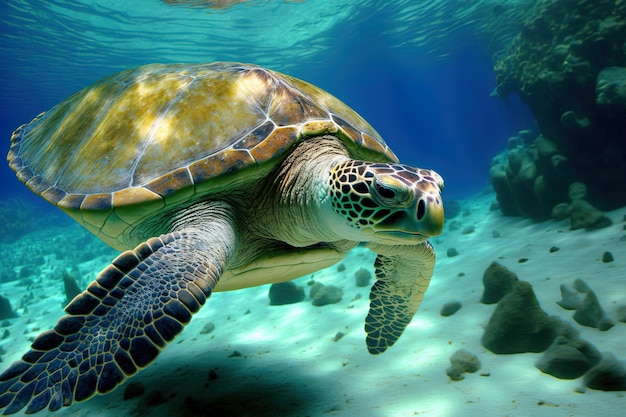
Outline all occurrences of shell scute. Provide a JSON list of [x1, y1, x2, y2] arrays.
[[40, 187, 67, 204], [233, 121, 275, 151], [189, 149, 255, 194], [25, 175, 51, 196], [58, 194, 86, 210], [28, 81, 127, 191], [113, 188, 164, 226], [145, 167, 195, 205], [132, 70, 262, 186], [361, 132, 396, 161], [299, 120, 339, 137], [9, 62, 394, 247], [249, 126, 297, 165], [267, 85, 328, 126]]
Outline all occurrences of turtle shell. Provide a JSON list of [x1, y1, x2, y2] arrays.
[[8, 62, 397, 248]]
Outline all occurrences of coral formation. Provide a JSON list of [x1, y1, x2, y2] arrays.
[[0, 295, 17, 320], [535, 335, 602, 379], [482, 281, 558, 354], [492, 0, 626, 218], [479, 264, 626, 391], [491, 131, 614, 227], [480, 261, 519, 304], [551, 182, 613, 229], [490, 131, 570, 219], [584, 353, 626, 391], [557, 279, 614, 331]]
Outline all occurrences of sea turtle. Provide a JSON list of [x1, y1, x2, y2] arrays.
[[0, 62, 444, 414]]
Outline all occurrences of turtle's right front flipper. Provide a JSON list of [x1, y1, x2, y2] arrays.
[[0, 205, 236, 415]]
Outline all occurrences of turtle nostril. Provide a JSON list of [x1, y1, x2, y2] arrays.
[[416, 198, 426, 220]]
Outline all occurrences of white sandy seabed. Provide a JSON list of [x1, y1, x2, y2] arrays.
[[0, 189, 624, 417]]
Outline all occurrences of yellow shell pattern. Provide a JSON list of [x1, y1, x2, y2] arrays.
[[8, 62, 397, 247]]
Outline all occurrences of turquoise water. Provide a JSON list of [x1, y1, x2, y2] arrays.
[[0, 0, 535, 200], [1, 1, 624, 416]]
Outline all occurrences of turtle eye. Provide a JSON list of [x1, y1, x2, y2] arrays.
[[372, 177, 412, 207], [376, 183, 396, 199]]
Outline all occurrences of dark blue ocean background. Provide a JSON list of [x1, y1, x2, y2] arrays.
[[0, 0, 535, 207]]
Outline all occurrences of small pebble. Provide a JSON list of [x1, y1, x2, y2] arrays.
[[208, 369, 218, 381], [123, 382, 145, 400], [354, 268, 371, 287], [446, 349, 481, 381], [549, 246, 560, 253], [461, 226, 475, 235], [492, 231, 501, 238], [440, 301, 462, 317], [200, 322, 215, 335], [333, 332, 345, 342], [446, 248, 459, 257], [601, 251, 614, 263], [518, 258, 529, 263], [337, 263, 346, 272], [228, 350, 242, 357]]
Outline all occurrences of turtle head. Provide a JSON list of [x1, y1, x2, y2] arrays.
[[327, 161, 444, 244]]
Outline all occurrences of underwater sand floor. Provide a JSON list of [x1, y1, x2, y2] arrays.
[[1, 189, 624, 416]]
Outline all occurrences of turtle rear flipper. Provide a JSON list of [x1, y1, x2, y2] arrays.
[[0, 206, 236, 415], [364, 242, 435, 354]]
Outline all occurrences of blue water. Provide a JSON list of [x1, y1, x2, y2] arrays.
[[2, 2, 626, 417], [0, 0, 534, 202]]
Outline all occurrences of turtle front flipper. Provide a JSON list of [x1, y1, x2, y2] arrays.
[[0, 208, 236, 415], [364, 242, 435, 355]]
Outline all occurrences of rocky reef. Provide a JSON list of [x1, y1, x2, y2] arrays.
[[492, 0, 626, 219], [478, 260, 626, 391]]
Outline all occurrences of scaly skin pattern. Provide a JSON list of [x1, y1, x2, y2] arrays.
[[325, 158, 442, 354], [1, 126, 443, 414], [364, 242, 435, 354], [329, 160, 443, 243], [0, 202, 237, 415]]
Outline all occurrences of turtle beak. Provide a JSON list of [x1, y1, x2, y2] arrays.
[[371, 180, 444, 243], [415, 192, 444, 237], [415, 169, 444, 237]]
